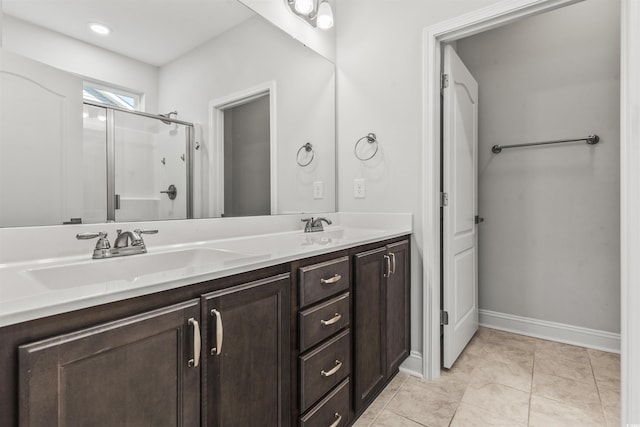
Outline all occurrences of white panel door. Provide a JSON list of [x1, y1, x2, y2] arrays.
[[0, 49, 83, 227], [442, 45, 479, 369]]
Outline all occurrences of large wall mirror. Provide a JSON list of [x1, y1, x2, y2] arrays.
[[0, 0, 336, 227]]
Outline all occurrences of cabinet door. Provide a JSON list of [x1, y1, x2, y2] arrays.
[[19, 300, 201, 427], [353, 247, 387, 412], [385, 240, 410, 375], [203, 274, 290, 427]]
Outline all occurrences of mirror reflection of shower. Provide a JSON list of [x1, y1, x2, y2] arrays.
[[160, 110, 179, 135], [81, 102, 194, 223]]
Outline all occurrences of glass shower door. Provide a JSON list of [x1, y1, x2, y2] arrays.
[[82, 104, 108, 223], [112, 110, 191, 222]]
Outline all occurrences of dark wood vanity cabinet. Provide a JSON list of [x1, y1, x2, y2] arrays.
[[201, 274, 290, 427], [384, 240, 411, 376], [9, 268, 290, 427], [4, 235, 411, 427], [296, 256, 351, 427], [18, 299, 201, 427], [353, 240, 410, 413]]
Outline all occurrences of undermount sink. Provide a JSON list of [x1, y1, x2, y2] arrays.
[[265, 227, 385, 249], [295, 227, 384, 246], [25, 248, 251, 290], [314, 227, 383, 241]]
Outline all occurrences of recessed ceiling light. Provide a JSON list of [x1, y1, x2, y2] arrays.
[[89, 23, 111, 35]]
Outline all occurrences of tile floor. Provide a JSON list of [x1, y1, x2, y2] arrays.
[[353, 327, 620, 427]]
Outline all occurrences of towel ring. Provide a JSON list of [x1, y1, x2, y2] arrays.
[[354, 133, 378, 161], [296, 142, 314, 167]]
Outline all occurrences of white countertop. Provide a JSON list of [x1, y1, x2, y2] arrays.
[[0, 213, 411, 327]]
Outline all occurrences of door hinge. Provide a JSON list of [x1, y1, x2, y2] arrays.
[[440, 192, 448, 207], [441, 73, 449, 90], [475, 215, 485, 224], [440, 310, 449, 326]]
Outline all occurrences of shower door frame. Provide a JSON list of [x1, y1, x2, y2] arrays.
[[84, 101, 195, 221]]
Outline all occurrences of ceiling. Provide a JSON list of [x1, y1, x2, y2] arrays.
[[2, 0, 255, 66]]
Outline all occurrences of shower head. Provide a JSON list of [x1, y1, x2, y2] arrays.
[[159, 110, 178, 125]]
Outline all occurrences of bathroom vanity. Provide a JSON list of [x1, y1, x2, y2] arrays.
[[0, 215, 411, 426]]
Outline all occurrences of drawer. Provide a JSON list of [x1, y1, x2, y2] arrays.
[[299, 257, 349, 307], [300, 329, 350, 412], [299, 378, 350, 427], [299, 293, 350, 352]]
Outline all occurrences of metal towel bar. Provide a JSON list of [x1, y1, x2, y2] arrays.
[[491, 134, 599, 154]]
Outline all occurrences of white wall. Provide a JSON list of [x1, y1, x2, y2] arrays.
[[456, 0, 620, 334], [1, 16, 159, 113], [238, 0, 336, 62], [336, 0, 502, 367], [159, 16, 335, 217]]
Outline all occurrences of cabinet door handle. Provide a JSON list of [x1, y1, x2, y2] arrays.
[[390, 252, 397, 275], [321, 360, 343, 377], [188, 318, 201, 368], [320, 313, 342, 326], [210, 309, 223, 356], [383, 255, 391, 278], [329, 413, 342, 427], [320, 274, 342, 285]]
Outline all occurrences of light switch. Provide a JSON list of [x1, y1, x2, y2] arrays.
[[313, 181, 324, 199], [354, 179, 365, 198]]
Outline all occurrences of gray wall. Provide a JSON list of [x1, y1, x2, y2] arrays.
[[457, 0, 620, 333], [224, 95, 271, 217]]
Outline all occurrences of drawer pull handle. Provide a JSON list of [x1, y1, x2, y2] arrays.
[[321, 313, 342, 326], [321, 360, 343, 377], [187, 318, 201, 368], [329, 413, 342, 427], [210, 309, 223, 356], [320, 274, 342, 285]]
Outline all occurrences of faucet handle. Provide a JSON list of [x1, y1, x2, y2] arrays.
[[134, 229, 159, 235], [132, 229, 158, 247], [76, 232, 110, 250], [301, 218, 314, 232], [76, 231, 107, 240]]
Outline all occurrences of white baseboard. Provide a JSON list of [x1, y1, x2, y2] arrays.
[[399, 351, 424, 378], [479, 309, 620, 353]]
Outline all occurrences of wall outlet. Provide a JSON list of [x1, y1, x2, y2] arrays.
[[313, 181, 324, 199], [354, 179, 366, 198]]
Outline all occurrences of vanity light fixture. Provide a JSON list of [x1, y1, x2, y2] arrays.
[[316, 1, 334, 30], [286, 0, 334, 30], [294, 0, 314, 14], [89, 23, 111, 36]]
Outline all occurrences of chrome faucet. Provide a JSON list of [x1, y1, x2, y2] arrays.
[[301, 217, 332, 233], [76, 229, 158, 259]]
